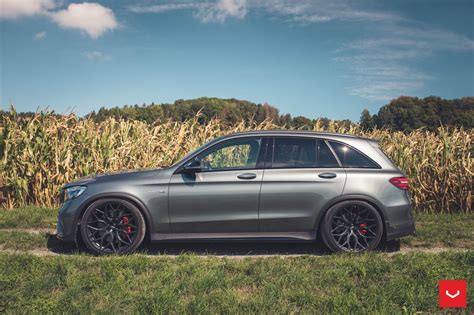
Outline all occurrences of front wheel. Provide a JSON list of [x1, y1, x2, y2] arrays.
[[321, 201, 383, 252], [80, 198, 146, 255]]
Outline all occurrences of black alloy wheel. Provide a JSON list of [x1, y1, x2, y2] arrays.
[[80, 199, 146, 255], [321, 201, 383, 252]]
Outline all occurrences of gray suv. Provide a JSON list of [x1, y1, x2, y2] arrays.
[[57, 131, 415, 255]]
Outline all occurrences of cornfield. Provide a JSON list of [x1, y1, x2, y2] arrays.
[[1, 112, 472, 213]]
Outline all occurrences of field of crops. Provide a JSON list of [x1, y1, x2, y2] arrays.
[[1, 112, 472, 213]]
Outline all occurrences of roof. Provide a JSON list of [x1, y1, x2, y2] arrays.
[[220, 130, 371, 141]]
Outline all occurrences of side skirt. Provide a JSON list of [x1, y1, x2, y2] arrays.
[[150, 231, 317, 242]]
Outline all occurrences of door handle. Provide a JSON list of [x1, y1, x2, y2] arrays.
[[318, 172, 337, 179], [237, 173, 257, 180]]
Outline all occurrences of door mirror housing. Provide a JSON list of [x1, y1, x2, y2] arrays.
[[183, 159, 202, 173]]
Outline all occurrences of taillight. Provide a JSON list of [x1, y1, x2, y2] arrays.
[[389, 177, 409, 190]]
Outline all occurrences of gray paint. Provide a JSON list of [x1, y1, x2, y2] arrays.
[[57, 130, 414, 243]]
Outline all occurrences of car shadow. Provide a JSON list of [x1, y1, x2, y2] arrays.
[[46, 234, 401, 256]]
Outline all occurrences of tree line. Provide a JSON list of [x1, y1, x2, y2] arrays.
[[360, 96, 473, 131], [2, 95, 473, 132]]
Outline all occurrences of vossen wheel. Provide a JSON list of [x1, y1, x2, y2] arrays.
[[321, 201, 383, 252], [80, 199, 146, 255]]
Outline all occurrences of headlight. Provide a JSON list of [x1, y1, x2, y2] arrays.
[[61, 186, 87, 202]]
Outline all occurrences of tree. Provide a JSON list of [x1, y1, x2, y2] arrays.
[[359, 109, 375, 130]]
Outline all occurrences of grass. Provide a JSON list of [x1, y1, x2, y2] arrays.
[[0, 207, 472, 313], [0, 230, 48, 250], [1, 251, 472, 313], [0, 206, 57, 229], [402, 213, 474, 248]]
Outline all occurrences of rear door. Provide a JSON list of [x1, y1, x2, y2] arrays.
[[258, 137, 346, 232]]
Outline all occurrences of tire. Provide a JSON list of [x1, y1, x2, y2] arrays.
[[80, 198, 146, 255], [321, 200, 383, 252]]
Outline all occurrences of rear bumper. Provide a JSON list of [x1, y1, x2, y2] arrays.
[[385, 219, 416, 240], [384, 203, 416, 240]]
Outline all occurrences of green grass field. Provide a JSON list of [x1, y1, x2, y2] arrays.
[[0, 207, 473, 313], [1, 251, 473, 313]]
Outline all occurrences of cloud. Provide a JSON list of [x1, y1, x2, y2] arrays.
[[129, 0, 400, 24], [0, 0, 56, 19], [195, 0, 247, 23], [34, 31, 47, 40], [0, 1, 117, 38], [332, 21, 474, 101], [129, 3, 205, 14], [253, 0, 403, 24], [130, 0, 247, 23], [84, 51, 110, 61], [50, 3, 118, 39]]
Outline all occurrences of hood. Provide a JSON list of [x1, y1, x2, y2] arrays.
[[62, 167, 164, 188]]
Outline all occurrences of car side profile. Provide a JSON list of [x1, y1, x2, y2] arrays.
[[57, 131, 415, 255]]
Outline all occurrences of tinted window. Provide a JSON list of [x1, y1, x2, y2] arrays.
[[272, 138, 316, 168], [317, 140, 340, 168], [197, 138, 262, 171], [329, 141, 379, 168]]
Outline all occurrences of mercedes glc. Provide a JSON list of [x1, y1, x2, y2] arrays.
[[57, 131, 415, 255]]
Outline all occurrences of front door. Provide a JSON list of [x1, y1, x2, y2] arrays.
[[259, 137, 347, 232], [169, 137, 265, 233]]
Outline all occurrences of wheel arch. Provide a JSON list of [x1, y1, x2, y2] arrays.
[[74, 192, 154, 241], [314, 194, 389, 239]]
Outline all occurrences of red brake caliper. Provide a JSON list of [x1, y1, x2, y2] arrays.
[[122, 216, 132, 234], [359, 223, 367, 235]]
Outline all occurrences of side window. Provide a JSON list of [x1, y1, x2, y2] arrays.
[[272, 137, 316, 168], [317, 140, 340, 168], [197, 138, 262, 171], [329, 141, 380, 168]]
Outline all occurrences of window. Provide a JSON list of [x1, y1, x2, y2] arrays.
[[329, 141, 380, 168], [272, 137, 317, 168], [317, 140, 340, 168], [197, 138, 262, 171]]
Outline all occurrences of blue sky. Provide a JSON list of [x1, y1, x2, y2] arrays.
[[1, 0, 473, 120]]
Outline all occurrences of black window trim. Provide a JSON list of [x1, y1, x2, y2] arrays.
[[326, 140, 381, 169]]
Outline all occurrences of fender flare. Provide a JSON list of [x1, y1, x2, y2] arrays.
[[314, 194, 389, 236]]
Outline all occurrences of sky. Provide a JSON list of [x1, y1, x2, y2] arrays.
[[0, 0, 473, 120]]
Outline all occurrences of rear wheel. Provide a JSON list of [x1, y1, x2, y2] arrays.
[[80, 199, 146, 255], [321, 201, 383, 252]]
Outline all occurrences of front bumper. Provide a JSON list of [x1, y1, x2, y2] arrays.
[[56, 198, 84, 242]]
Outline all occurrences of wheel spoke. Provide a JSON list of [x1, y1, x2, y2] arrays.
[[330, 203, 379, 252], [85, 201, 139, 254]]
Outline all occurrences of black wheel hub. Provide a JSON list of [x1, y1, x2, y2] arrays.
[[330, 204, 378, 252], [85, 201, 138, 253]]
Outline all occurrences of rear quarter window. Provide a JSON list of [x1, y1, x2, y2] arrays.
[[329, 141, 380, 169]]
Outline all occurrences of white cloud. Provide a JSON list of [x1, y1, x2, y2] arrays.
[[84, 51, 110, 61], [50, 3, 118, 39], [0, 1, 117, 38], [254, 0, 403, 24], [130, 0, 247, 23], [34, 31, 47, 40], [194, 0, 247, 23], [333, 21, 474, 101], [129, 3, 205, 14], [0, 0, 56, 19], [129, 0, 399, 24]]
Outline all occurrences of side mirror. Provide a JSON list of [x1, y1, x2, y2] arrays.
[[183, 159, 202, 173]]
